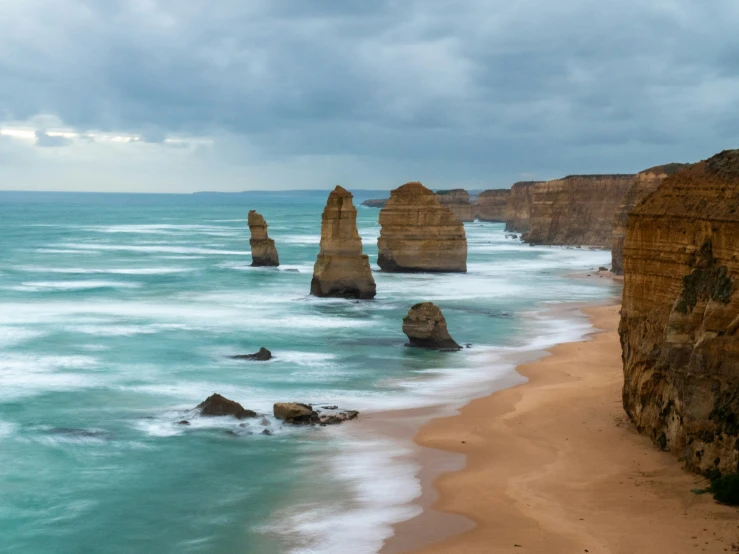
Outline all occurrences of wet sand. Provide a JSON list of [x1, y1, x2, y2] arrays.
[[384, 304, 738, 553]]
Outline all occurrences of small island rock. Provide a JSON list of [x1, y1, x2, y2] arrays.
[[402, 302, 461, 350], [196, 393, 257, 419], [230, 347, 272, 361]]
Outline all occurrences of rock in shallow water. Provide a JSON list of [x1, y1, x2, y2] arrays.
[[402, 302, 461, 350], [229, 347, 272, 361], [196, 393, 257, 419], [273, 402, 359, 425]]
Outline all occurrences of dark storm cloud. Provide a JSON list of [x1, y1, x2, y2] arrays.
[[1, 0, 739, 186]]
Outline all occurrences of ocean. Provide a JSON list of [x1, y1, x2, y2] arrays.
[[0, 190, 618, 553]]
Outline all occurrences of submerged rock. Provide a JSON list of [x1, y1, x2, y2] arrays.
[[402, 302, 461, 350], [273, 402, 359, 425], [230, 347, 272, 361], [196, 393, 257, 419], [378, 182, 467, 273], [248, 210, 280, 267], [310, 186, 376, 299]]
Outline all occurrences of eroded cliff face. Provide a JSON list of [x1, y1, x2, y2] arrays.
[[248, 210, 279, 267], [378, 182, 467, 273], [524, 175, 634, 246], [620, 149, 739, 475], [436, 189, 475, 222], [611, 164, 688, 275], [310, 186, 376, 299], [504, 181, 540, 233], [476, 189, 510, 222]]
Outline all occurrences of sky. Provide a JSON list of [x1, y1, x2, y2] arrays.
[[1, 0, 738, 193]]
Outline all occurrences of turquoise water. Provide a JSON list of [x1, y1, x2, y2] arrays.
[[0, 191, 618, 553]]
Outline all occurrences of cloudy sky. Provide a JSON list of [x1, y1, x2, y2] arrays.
[[1, 0, 737, 192]]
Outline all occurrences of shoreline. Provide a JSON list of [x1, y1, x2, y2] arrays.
[[381, 303, 738, 553]]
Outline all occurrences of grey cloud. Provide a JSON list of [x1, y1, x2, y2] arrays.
[[0, 0, 738, 190], [35, 130, 72, 148]]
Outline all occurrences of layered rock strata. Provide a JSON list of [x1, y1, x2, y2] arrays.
[[476, 189, 511, 222], [248, 210, 280, 266], [436, 189, 475, 222], [620, 149, 739, 475], [524, 175, 634, 246], [378, 182, 467, 272], [310, 186, 376, 299], [611, 164, 688, 275], [403, 302, 461, 350], [504, 181, 541, 233]]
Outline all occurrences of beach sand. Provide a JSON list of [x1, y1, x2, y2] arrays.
[[384, 304, 739, 553]]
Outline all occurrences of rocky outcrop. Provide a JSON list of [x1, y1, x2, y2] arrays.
[[476, 189, 511, 222], [403, 302, 461, 350], [378, 182, 467, 272], [248, 211, 279, 267], [310, 186, 376, 299], [620, 149, 739, 475], [436, 189, 475, 222], [504, 181, 541, 233], [196, 394, 257, 419], [273, 403, 359, 425], [611, 164, 688, 275], [229, 347, 272, 361], [361, 198, 387, 208], [524, 175, 634, 246]]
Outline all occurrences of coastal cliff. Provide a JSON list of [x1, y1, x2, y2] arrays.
[[620, 149, 739, 475], [378, 182, 467, 272], [611, 164, 688, 274], [524, 175, 634, 246], [476, 189, 510, 222], [504, 181, 540, 233], [248, 211, 279, 267], [435, 189, 475, 222], [310, 186, 376, 299]]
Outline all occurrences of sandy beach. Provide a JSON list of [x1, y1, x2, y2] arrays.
[[385, 304, 739, 553]]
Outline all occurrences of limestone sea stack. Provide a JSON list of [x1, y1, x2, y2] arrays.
[[248, 210, 279, 267], [403, 302, 461, 350], [378, 182, 467, 272], [476, 189, 511, 222], [610, 163, 688, 275], [504, 181, 541, 233], [620, 149, 739, 475], [435, 189, 475, 222], [310, 186, 376, 299], [524, 174, 635, 246]]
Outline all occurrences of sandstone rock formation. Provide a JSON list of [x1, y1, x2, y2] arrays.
[[476, 189, 511, 222], [196, 394, 257, 419], [403, 302, 461, 350], [436, 189, 475, 222], [229, 347, 272, 361], [361, 198, 387, 208], [248, 210, 279, 267], [504, 181, 541, 233], [273, 403, 359, 425], [620, 149, 739, 475], [310, 186, 376, 299], [524, 175, 634, 246], [378, 182, 467, 272], [611, 164, 688, 275]]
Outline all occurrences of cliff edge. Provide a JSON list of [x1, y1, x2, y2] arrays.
[[620, 149, 739, 475]]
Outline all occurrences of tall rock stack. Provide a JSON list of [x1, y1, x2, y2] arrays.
[[378, 182, 467, 273], [310, 186, 376, 299], [248, 210, 280, 267], [620, 149, 739, 475], [611, 163, 688, 275], [476, 189, 511, 222], [435, 189, 475, 222], [504, 181, 540, 233], [524, 175, 634, 246]]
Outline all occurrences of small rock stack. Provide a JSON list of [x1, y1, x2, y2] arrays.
[[248, 210, 280, 267]]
